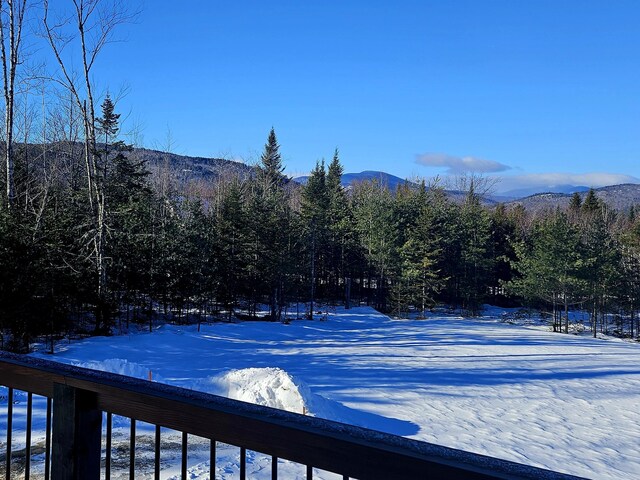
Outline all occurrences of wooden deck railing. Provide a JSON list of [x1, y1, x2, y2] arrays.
[[0, 352, 585, 479]]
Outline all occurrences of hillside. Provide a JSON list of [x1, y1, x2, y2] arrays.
[[129, 147, 254, 182], [507, 183, 640, 212]]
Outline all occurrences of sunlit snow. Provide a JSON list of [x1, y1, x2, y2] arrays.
[[3, 305, 640, 478]]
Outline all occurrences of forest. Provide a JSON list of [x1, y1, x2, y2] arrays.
[[2, 1, 640, 353], [3, 111, 640, 352]]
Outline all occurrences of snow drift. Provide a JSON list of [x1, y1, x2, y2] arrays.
[[71, 359, 318, 416], [201, 367, 311, 415]]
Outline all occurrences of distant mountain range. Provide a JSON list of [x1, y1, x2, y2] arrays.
[[500, 184, 591, 198], [129, 151, 640, 212], [295, 170, 640, 211], [507, 184, 640, 212]]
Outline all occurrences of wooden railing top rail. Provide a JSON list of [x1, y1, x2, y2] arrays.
[[0, 352, 585, 480]]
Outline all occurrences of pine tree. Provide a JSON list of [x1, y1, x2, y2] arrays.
[[507, 212, 584, 332], [259, 127, 285, 188], [352, 180, 398, 311], [97, 94, 150, 330], [392, 192, 446, 317], [300, 160, 328, 318], [619, 220, 640, 337], [325, 149, 359, 304], [246, 128, 291, 320], [579, 204, 619, 336], [488, 204, 518, 305], [582, 188, 601, 213], [569, 192, 582, 212], [456, 183, 492, 315], [215, 178, 251, 319]]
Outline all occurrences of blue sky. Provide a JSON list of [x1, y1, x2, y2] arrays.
[[88, 0, 639, 193]]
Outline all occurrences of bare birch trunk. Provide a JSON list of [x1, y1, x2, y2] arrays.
[[43, 0, 136, 330], [0, 0, 27, 209]]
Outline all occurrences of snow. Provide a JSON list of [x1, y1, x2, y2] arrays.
[[3, 305, 640, 478], [203, 367, 310, 414]]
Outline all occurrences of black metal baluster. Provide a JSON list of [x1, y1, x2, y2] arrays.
[[181, 432, 188, 479], [239, 447, 246, 480], [307, 464, 313, 479], [154, 424, 161, 480], [130, 418, 136, 480], [44, 397, 51, 480], [105, 412, 112, 480], [271, 455, 277, 480], [210, 439, 216, 480], [25, 392, 32, 480], [6, 387, 13, 480]]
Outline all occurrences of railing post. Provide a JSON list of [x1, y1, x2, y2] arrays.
[[51, 383, 102, 480]]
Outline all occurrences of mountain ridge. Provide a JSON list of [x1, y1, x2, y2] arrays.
[[507, 183, 640, 212]]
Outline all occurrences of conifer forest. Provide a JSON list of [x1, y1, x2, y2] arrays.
[[2, 1, 640, 353]]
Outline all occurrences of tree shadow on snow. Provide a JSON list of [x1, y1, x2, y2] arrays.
[[308, 392, 420, 436]]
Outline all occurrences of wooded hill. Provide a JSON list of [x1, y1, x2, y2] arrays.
[[507, 184, 640, 212]]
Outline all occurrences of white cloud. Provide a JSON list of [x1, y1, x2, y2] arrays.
[[492, 172, 640, 194], [416, 153, 511, 174]]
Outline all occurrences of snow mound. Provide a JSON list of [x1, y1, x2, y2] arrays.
[[201, 367, 312, 415], [59, 359, 340, 421]]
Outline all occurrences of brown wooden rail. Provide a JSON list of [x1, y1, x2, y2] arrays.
[[0, 352, 585, 480]]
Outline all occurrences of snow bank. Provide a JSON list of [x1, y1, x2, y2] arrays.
[[62, 359, 325, 418], [73, 358, 166, 383]]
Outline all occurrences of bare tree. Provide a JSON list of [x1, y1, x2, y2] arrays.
[[42, 0, 137, 329], [0, 0, 28, 209]]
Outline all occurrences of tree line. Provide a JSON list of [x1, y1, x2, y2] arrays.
[[3, 110, 640, 351]]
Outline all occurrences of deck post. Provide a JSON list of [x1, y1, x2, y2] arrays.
[[51, 383, 102, 480]]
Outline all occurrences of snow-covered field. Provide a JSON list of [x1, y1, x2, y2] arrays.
[[3, 305, 640, 479]]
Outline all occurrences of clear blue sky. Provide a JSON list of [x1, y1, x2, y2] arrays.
[[90, 0, 639, 193]]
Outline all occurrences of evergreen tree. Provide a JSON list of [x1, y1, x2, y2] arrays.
[[97, 94, 151, 330], [582, 188, 601, 213], [301, 160, 328, 318], [619, 220, 640, 337], [457, 183, 492, 315], [246, 128, 291, 320], [259, 127, 285, 188], [569, 192, 582, 212], [352, 180, 398, 311], [215, 178, 251, 319], [392, 189, 446, 317], [507, 211, 584, 332], [325, 149, 359, 302], [579, 205, 620, 336], [489, 204, 518, 305]]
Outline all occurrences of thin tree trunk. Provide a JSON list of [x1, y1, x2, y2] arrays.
[[309, 225, 315, 320], [1, 0, 27, 209], [564, 294, 569, 334]]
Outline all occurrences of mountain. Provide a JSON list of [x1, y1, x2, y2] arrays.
[[130, 148, 254, 181], [294, 170, 415, 191], [507, 183, 640, 212], [119, 153, 640, 212], [340, 171, 416, 190], [501, 184, 591, 198]]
